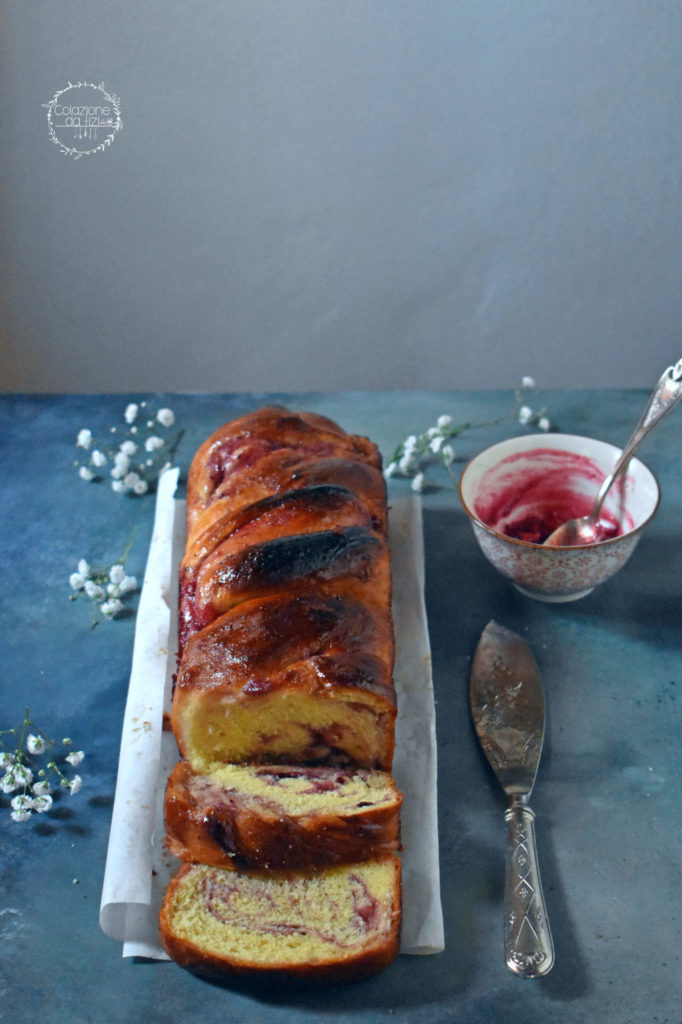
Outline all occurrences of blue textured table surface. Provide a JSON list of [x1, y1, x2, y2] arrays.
[[0, 391, 680, 1024]]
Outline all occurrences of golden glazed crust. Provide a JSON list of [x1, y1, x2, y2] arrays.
[[178, 482, 389, 655], [185, 408, 386, 547], [172, 589, 396, 771]]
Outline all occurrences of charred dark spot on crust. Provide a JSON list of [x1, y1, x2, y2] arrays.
[[214, 528, 382, 593], [288, 457, 384, 496], [231, 484, 362, 527], [206, 814, 242, 863]]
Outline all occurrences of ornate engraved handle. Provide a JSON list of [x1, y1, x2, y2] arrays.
[[504, 798, 554, 977]]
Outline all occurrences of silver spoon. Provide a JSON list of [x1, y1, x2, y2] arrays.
[[543, 358, 682, 547]]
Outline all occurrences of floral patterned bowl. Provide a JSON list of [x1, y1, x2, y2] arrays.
[[458, 433, 660, 602]]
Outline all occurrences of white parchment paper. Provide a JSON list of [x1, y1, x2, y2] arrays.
[[99, 484, 444, 958], [391, 498, 444, 955]]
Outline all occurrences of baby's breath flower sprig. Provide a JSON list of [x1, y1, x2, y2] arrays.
[[69, 531, 138, 626], [514, 376, 552, 433], [0, 708, 85, 822], [384, 377, 553, 492], [75, 402, 183, 495]]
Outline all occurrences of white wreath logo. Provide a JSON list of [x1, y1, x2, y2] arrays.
[[42, 81, 122, 159]]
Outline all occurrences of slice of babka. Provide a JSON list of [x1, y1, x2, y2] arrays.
[[159, 856, 402, 982], [164, 760, 403, 870]]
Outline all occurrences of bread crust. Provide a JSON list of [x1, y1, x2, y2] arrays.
[[164, 760, 403, 870], [172, 588, 396, 770], [185, 408, 386, 546], [178, 482, 389, 655]]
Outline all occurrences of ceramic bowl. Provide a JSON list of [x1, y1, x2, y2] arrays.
[[458, 433, 660, 602]]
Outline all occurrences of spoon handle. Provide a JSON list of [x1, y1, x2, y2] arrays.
[[593, 358, 682, 515]]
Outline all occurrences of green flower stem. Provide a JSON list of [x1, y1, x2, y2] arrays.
[[389, 413, 512, 464]]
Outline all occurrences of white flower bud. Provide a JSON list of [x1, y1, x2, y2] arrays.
[[26, 734, 46, 755], [109, 564, 125, 584], [11, 794, 35, 811], [101, 598, 124, 618], [12, 764, 33, 786], [1, 774, 19, 794], [156, 408, 175, 427]]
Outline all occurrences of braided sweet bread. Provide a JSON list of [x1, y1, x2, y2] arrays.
[[161, 408, 402, 981]]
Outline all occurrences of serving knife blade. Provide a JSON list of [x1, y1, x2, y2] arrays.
[[470, 620, 555, 978]]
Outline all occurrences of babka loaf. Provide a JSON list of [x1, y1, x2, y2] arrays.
[[165, 761, 403, 870], [163, 407, 401, 982], [158, 856, 402, 982]]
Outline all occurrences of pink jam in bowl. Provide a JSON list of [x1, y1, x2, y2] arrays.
[[472, 448, 633, 545]]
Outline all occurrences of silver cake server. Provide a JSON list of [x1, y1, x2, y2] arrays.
[[470, 620, 555, 977]]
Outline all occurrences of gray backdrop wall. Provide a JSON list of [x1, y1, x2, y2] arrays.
[[1, 1, 680, 393]]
